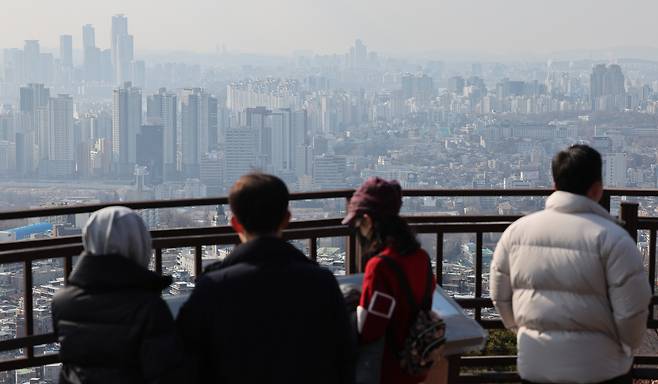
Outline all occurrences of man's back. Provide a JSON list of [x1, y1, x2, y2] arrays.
[[177, 236, 355, 384], [490, 191, 651, 383]]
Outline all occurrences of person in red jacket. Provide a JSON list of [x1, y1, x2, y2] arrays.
[[343, 177, 436, 384]]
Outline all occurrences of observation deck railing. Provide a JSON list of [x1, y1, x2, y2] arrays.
[[0, 188, 657, 382]]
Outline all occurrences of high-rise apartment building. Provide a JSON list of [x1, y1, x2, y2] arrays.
[[136, 125, 164, 185], [181, 88, 216, 177], [112, 82, 142, 175], [18, 84, 50, 173], [47, 95, 74, 176], [313, 154, 346, 189], [208, 95, 219, 148], [111, 14, 134, 84], [401, 73, 435, 104], [224, 128, 258, 187], [147, 88, 178, 179], [23, 40, 41, 84], [604, 152, 627, 187], [226, 79, 302, 113], [349, 39, 368, 69], [82, 24, 95, 49], [590, 64, 626, 111], [59, 35, 73, 69], [82, 24, 100, 81], [200, 151, 223, 196], [19, 84, 50, 114]]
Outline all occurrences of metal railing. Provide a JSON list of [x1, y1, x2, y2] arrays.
[[0, 188, 657, 381]]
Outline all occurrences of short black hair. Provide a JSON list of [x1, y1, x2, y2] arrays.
[[229, 173, 289, 234], [551, 144, 602, 195]]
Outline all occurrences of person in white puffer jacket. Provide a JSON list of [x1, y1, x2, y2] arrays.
[[491, 144, 651, 384]]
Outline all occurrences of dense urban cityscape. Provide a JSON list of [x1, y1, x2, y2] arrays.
[[1, 7, 658, 382]]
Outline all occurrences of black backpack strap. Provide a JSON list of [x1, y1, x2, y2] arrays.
[[377, 255, 434, 311], [376, 255, 419, 314], [375, 255, 434, 354]]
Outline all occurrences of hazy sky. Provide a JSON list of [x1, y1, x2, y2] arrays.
[[3, 0, 657, 56]]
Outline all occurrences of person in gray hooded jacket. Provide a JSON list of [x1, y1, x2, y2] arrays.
[[491, 145, 651, 384], [52, 206, 182, 384]]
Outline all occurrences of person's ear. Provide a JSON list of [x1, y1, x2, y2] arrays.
[[361, 214, 374, 233], [230, 216, 244, 234], [587, 181, 604, 202], [278, 210, 291, 231]]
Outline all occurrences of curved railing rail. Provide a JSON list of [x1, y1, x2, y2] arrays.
[[0, 188, 657, 381]]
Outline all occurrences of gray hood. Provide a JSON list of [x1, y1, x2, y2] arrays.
[[82, 206, 152, 268]]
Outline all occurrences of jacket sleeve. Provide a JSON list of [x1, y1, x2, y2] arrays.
[[175, 275, 214, 383], [357, 258, 394, 343], [327, 271, 357, 384], [605, 234, 651, 350], [490, 231, 517, 330], [139, 298, 184, 384]]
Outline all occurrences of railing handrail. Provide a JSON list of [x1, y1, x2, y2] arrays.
[[3, 187, 658, 222]]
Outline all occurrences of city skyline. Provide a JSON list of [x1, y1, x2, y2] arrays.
[[3, 0, 658, 58]]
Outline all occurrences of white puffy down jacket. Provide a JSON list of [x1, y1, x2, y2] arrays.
[[490, 191, 651, 383]]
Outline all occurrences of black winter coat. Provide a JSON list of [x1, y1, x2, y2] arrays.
[[177, 236, 356, 384], [51, 254, 182, 384]]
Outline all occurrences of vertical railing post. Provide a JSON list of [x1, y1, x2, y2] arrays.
[[475, 232, 483, 321], [64, 255, 73, 285], [308, 238, 318, 262], [436, 232, 443, 286], [155, 248, 163, 275], [344, 194, 360, 275], [649, 230, 656, 321], [346, 234, 358, 275], [194, 245, 203, 279], [24, 260, 34, 359], [619, 202, 639, 241]]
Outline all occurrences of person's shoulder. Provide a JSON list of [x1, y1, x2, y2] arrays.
[[509, 209, 546, 229], [52, 285, 84, 310], [203, 259, 225, 274], [296, 261, 336, 281], [594, 216, 636, 247], [363, 252, 401, 277], [497, 209, 548, 242], [364, 253, 386, 271]]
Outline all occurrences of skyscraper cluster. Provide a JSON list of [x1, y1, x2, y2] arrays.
[[2, 14, 142, 96]]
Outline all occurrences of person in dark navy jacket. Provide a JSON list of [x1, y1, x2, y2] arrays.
[[177, 173, 355, 384]]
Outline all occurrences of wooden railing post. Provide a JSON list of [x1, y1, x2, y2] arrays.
[[23, 260, 33, 359], [620, 202, 639, 241], [436, 232, 444, 286], [346, 234, 358, 274], [194, 245, 203, 278]]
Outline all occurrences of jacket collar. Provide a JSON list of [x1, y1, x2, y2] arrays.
[[68, 253, 172, 291], [219, 236, 314, 270], [545, 191, 618, 224]]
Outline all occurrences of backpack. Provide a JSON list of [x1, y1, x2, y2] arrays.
[[377, 255, 446, 376]]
